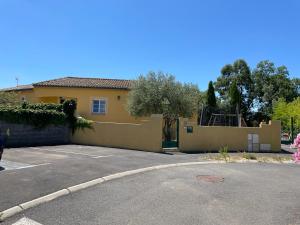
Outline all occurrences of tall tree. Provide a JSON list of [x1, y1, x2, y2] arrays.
[[292, 78, 300, 96], [127, 71, 200, 141], [272, 97, 300, 132], [206, 81, 216, 108], [215, 59, 254, 119], [229, 80, 241, 126], [229, 80, 241, 111], [252, 60, 298, 117]]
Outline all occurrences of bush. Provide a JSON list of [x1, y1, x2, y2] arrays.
[[62, 99, 77, 133], [21, 102, 63, 112], [0, 91, 19, 106], [62, 99, 77, 116], [219, 146, 230, 161], [0, 100, 93, 132], [0, 106, 66, 128], [74, 117, 93, 131], [242, 152, 257, 160]]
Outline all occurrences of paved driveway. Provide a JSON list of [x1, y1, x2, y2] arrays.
[[3, 163, 300, 225], [0, 145, 203, 211]]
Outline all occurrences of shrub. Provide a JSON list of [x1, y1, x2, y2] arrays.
[[219, 146, 230, 161], [0, 106, 66, 128], [62, 99, 77, 116], [242, 152, 257, 160], [0, 100, 93, 132], [0, 91, 19, 106], [74, 117, 93, 131], [62, 99, 77, 133], [21, 102, 63, 112]]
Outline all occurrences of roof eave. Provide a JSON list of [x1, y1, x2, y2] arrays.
[[33, 84, 131, 90]]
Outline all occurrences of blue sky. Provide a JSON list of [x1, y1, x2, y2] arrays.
[[0, 0, 299, 90]]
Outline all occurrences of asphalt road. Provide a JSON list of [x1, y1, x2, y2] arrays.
[[4, 163, 300, 225], [0, 145, 204, 211]]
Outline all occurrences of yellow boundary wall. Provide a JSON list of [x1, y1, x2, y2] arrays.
[[71, 114, 281, 153], [71, 114, 163, 152], [179, 118, 281, 152]]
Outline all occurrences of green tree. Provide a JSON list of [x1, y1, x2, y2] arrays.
[[252, 60, 298, 118], [215, 59, 254, 120], [127, 71, 200, 141], [272, 97, 300, 132], [229, 80, 241, 126], [229, 80, 241, 112], [0, 91, 19, 106], [292, 78, 300, 96], [206, 81, 216, 108]]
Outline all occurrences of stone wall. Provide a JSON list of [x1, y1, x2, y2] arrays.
[[0, 121, 70, 147]]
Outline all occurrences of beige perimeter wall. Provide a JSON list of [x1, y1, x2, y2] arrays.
[[179, 119, 281, 152], [71, 114, 163, 152]]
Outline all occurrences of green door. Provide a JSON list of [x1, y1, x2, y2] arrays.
[[162, 119, 179, 148]]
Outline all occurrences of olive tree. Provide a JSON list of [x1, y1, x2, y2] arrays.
[[0, 91, 19, 106], [127, 72, 200, 141]]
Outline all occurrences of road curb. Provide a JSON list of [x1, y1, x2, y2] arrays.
[[0, 206, 23, 222], [67, 178, 105, 193], [0, 160, 232, 222], [19, 189, 70, 210]]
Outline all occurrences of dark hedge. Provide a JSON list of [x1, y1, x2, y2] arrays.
[[0, 107, 66, 128], [21, 102, 63, 112]]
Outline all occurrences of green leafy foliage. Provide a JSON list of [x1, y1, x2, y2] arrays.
[[272, 97, 300, 132], [0, 91, 19, 106], [74, 117, 94, 131], [219, 146, 230, 161], [215, 59, 254, 119], [0, 99, 93, 132], [229, 80, 241, 111], [212, 59, 299, 126], [62, 99, 77, 116], [127, 71, 200, 119], [0, 106, 66, 128], [21, 102, 63, 112], [62, 99, 78, 133], [206, 81, 216, 108], [127, 71, 200, 141], [252, 60, 298, 118], [243, 152, 257, 160]]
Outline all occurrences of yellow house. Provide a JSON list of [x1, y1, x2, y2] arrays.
[[3, 77, 144, 123], [1, 77, 281, 152]]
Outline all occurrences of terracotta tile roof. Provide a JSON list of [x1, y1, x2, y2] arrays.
[[0, 84, 34, 92], [33, 77, 133, 89]]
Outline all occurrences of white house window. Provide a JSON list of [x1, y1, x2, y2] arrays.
[[92, 99, 107, 114]]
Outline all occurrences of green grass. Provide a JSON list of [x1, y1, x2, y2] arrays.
[[219, 146, 230, 162], [242, 152, 257, 160]]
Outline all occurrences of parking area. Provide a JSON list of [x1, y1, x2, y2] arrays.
[[0, 144, 203, 211], [1, 145, 117, 167], [0, 145, 117, 173]]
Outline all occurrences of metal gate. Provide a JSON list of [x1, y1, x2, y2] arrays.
[[162, 119, 179, 148]]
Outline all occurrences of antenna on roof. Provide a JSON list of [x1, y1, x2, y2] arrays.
[[15, 77, 19, 86]]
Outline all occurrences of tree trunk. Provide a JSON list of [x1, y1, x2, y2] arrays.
[[163, 118, 173, 142], [236, 103, 241, 127]]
